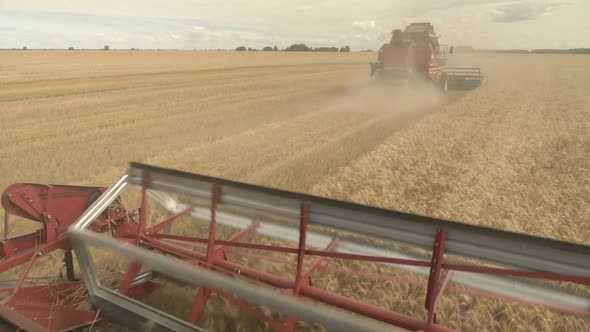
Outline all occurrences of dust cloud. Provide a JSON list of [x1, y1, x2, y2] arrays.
[[239, 78, 448, 192], [316, 78, 444, 127]]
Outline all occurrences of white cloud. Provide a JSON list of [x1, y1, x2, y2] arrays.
[[0, 1, 588, 50], [491, 1, 567, 23], [353, 20, 376, 31], [351, 20, 382, 41]]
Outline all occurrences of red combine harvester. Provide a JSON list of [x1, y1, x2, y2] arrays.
[[370, 23, 483, 91], [0, 163, 589, 331]]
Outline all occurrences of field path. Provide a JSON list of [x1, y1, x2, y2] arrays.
[[141, 83, 447, 192]]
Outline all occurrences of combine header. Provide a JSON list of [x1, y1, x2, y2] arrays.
[[1, 163, 589, 331], [370, 23, 483, 91]]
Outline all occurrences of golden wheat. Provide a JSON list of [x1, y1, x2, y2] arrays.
[[312, 53, 590, 331], [1, 51, 589, 331]]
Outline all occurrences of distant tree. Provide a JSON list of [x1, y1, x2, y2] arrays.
[[235, 46, 247, 51], [569, 48, 590, 54], [531, 48, 590, 54], [262, 46, 274, 51], [23, 46, 28, 50], [284, 44, 311, 52], [68, 47, 75, 50], [313, 47, 339, 52], [247, 47, 253, 51], [339, 45, 351, 52], [273, 45, 278, 51], [104, 45, 110, 51]]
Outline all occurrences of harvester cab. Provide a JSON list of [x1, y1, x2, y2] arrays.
[[370, 22, 483, 91]]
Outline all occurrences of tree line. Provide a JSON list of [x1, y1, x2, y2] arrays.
[[235, 44, 351, 52], [13, 44, 356, 52], [454, 46, 590, 54]]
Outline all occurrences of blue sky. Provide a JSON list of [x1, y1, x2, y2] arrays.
[[1, 1, 589, 50]]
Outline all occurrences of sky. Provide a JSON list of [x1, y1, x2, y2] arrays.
[[1, 0, 589, 51]]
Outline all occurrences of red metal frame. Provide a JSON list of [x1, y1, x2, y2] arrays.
[[125, 178, 590, 331], [0, 184, 157, 331], [2, 177, 589, 331], [425, 229, 447, 328]]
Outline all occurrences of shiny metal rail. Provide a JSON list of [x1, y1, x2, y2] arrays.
[[69, 162, 590, 331], [127, 163, 590, 279], [149, 191, 590, 315], [68, 229, 396, 332]]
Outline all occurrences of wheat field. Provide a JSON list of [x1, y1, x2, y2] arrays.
[[1, 50, 589, 331]]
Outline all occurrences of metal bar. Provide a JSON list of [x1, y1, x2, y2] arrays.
[[440, 263, 590, 284], [141, 236, 293, 288], [127, 163, 590, 279], [149, 198, 590, 316], [433, 270, 453, 312], [146, 205, 193, 234], [0, 248, 36, 272], [46, 185, 53, 217], [150, 196, 590, 316], [425, 229, 446, 328], [69, 165, 590, 331], [13, 251, 39, 295], [143, 232, 452, 331], [286, 236, 339, 331], [226, 249, 295, 265], [70, 236, 204, 332], [317, 265, 590, 317], [147, 233, 590, 284], [118, 261, 143, 294], [152, 234, 300, 254], [206, 185, 220, 265], [285, 203, 311, 331], [189, 218, 258, 324], [4, 194, 10, 238], [214, 219, 259, 257], [69, 229, 400, 332], [159, 238, 208, 249], [300, 285, 453, 332], [151, 234, 431, 265], [72, 175, 129, 231], [187, 288, 211, 323], [136, 172, 149, 245], [301, 237, 339, 281], [294, 203, 310, 294], [187, 185, 219, 323]]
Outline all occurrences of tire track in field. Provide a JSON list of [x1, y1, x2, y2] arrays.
[[0, 66, 361, 155], [0, 63, 357, 103], [0, 65, 368, 190], [0, 65, 358, 144], [137, 84, 444, 193], [244, 86, 446, 192]]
